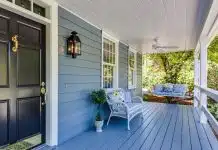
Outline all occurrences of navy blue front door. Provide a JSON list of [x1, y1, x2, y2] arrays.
[[0, 8, 46, 147]]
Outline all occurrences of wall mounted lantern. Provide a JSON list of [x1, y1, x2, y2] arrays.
[[67, 31, 81, 58]]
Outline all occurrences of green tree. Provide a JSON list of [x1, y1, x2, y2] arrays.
[[208, 36, 218, 90], [143, 55, 166, 90], [143, 51, 194, 91], [207, 36, 218, 121], [150, 51, 193, 83], [208, 36, 218, 63]]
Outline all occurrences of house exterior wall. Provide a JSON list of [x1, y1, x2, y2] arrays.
[[58, 7, 102, 144], [58, 7, 143, 144]]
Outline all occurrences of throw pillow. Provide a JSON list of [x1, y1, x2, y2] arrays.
[[163, 84, 173, 92], [107, 92, 120, 102], [108, 90, 125, 102], [173, 85, 185, 93], [118, 90, 125, 102], [154, 84, 163, 92], [124, 90, 132, 103]]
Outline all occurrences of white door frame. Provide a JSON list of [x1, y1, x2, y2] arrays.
[[0, 0, 58, 146]]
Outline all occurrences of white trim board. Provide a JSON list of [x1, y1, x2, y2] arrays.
[[103, 31, 120, 43], [129, 47, 138, 54], [45, 1, 59, 146], [101, 30, 104, 88]]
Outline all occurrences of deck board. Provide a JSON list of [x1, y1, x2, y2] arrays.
[[187, 106, 202, 150], [171, 105, 183, 150], [150, 105, 177, 150], [196, 108, 218, 150], [160, 105, 179, 150], [182, 106, 192, 150], [192, 108, 212, 150], [39, 102, 218, 150], [129, 104, 169, 150], [141, 104, 174, 150], [119, 103, 165, 150]]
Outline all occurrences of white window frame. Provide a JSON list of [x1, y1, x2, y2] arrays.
[[102, 32, 119, 89], [128, 48, 137, 89]]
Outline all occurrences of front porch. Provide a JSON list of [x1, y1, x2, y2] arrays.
[[0, 0, 218, 149], [40, 102, 218, 150]]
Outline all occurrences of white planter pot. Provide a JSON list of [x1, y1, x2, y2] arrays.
[[95, 120, 104, 132]]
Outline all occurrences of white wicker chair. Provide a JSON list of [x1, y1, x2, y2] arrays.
[[106, 88, 144, 130]]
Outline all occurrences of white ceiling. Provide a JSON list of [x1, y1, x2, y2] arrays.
[[58, 0, 212, 53]]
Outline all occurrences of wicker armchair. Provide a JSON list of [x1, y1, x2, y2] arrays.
[[106, 88, 144, 130]]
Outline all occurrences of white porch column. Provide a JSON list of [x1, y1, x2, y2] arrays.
[[194, 47, 200, 107], [46, 0, 58, 146], [200, 37, 208, 124]]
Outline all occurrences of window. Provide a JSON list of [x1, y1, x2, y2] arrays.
[[33, 3, 46, 17], [102, 36, 118, 88], [128, 50, 137, 89], [7, 0, 46, 17]]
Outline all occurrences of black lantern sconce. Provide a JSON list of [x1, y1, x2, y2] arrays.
[[67, 31, 81, 58]]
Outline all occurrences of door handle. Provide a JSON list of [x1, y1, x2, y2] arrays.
[[41, 82, 46, 95], [41, 82, 47, 105], [41, 102, 46, 106]]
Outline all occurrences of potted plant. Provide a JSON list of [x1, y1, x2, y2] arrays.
[[91, 89, 106, 132]]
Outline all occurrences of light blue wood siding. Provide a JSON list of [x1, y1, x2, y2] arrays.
[[58, 7, 102, 144], [119, 42, 128, 89]]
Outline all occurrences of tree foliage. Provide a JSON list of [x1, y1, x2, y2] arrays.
[[143, 51, 194, 91], [142, 55, 166, 89], [208, 36, 218, 90], [207, 36, 218, 121], [208, 36, 218, 63]]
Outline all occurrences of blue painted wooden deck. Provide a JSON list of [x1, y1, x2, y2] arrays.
[[39, 102, 218, 150]]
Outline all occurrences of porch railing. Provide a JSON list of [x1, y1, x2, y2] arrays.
[[195, 85, 218, 134]]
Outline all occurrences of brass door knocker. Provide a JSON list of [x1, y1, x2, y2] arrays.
[[12, 35, 18, 53]]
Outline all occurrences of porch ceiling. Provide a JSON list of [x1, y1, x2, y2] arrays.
[[58, 0, 212, 53]]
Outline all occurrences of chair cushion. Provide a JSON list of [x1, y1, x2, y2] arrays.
[[107, 89, 125, 102], [119, 90, 125, 102], [124, 90, 132, 103], [163, 84, 173, 92], [126, 103, 142, 113], [173, 84, 186, 93], [153, 91, 164, 95], [154, 84, 163, 92], [154, 91, 172, 96], [171, 93, 183, 96]]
